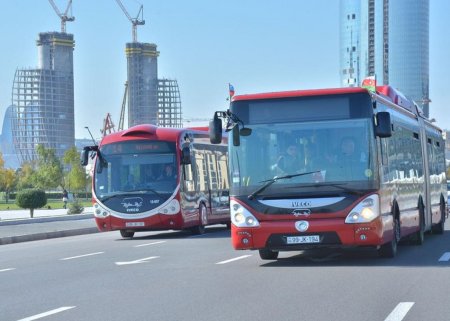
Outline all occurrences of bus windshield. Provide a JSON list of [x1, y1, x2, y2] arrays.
[[230, 118, 377, 197], [94, 140, 178, 201]]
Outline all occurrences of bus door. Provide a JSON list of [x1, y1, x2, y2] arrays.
[[180, 146, 199, 223], [418, 120, 432, 229]]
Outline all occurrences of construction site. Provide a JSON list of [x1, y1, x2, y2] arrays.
[[102, 0, 183, 136], [7, 0, 183, 166]]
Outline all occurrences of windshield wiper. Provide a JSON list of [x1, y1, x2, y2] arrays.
[[286, 182, 364, 195], [248, 171, 320, 200], [100, 189, 163, 202], [122, 189, 163, 199]]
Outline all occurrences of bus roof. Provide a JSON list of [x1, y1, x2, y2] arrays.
[[100, 124, 208, 146], [232, 85, 426, 119], [232, 87, 369, 101]]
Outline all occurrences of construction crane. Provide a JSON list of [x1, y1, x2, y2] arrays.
[[118, 81, 128, 131], [48, 0, 75, 33], [115, 0, 145, 42], [101, 113, 116, 137]]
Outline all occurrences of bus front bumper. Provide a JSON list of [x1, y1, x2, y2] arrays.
[[231, 217, 386, 251]]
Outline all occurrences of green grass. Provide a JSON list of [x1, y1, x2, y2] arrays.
[[0, 199, 93, 211]]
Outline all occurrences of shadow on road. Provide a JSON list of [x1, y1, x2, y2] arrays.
[[114, 225, 230, 242], [260, 231, 450, 268]]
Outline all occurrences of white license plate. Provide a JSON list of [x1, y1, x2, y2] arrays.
[[125, 222, 145, 227], [286, 235, 320, 244]]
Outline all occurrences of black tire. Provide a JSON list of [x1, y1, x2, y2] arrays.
[[259, 249, 279, 260], [190, 204, 207, 235], [413, 204, 425, 245], [120, 230, 135, 238], [432, 201, 446, 235], [379, 215, 400, 258]]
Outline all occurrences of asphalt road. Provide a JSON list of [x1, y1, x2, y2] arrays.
[[1, 223, 450, 321]]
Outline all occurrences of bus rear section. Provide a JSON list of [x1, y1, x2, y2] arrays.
[[210, 85, 447, 259], [83, 124, 229, 238]]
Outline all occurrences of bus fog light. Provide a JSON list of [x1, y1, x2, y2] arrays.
[[360, 234, 367, 241], [242, 238, 249, 244]]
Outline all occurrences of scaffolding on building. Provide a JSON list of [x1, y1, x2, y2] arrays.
[[11, 32, 75, 164], [157, 78, 182, 128]]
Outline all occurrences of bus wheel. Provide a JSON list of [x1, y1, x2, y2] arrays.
[[413, 204, 425, 245], [379, 216, 400, 258], [190, 204, 207, 235], [259, 249, 279, 260], [432, 201, 446, 235], [120, 230, 135, 238]]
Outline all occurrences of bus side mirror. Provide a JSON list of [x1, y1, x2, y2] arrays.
[[80, 147, 90, 166], [181, 146, 191, 165], [232, 125, 240, 146], [375, 112, 392, 138], [209, 114, 223, 144]]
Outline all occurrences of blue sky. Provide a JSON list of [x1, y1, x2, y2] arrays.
[[0, 0, 449, 139]]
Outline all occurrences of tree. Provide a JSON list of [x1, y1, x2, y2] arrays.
[[0, 153, 17, 203], [63, 146, 87, 195], [16, 163, 35, 190], [33, 145, 63, 189], [15, 189, 47, 218]]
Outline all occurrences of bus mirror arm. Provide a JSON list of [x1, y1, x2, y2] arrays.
[[375, 112, 392, 138], [209, 110, 252, 145], [80, 145, 98, 166]]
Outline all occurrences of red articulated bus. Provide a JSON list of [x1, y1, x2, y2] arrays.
[[210, 85, 447, 259], [81, 124, 229, 238]]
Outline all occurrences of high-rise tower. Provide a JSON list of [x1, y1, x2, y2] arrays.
[[11, 32, 75, 162], [125, 42, 159, 127], [340, 0, 430, 116]]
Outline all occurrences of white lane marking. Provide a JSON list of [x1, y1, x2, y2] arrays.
[[115, 256, 159, 266], [0, 268, 16, 273], [134, 241, 166, 248], [60, 252, 104, 261], [216, 255, 252, 265], [384, 302, 415, 321], [438, 252, 450, 262], [17, 306, 75, 321]]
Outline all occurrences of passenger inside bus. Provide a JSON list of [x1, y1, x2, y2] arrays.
[[142, 165, 158, 182], [332, 136, 368, 180], [273, 144, 304, 174], [158, 164, 177, 181]]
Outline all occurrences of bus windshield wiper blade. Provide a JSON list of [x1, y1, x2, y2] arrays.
[[100, 189, 163, 202], [122, 189, 163, 199], [248, 170, 320, 200], [286, 182, 364, 195]]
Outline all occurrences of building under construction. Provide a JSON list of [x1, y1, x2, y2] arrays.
[[158, 78, 182, 128], [11, 32, 75, 162], [126, 42, 159, 128]]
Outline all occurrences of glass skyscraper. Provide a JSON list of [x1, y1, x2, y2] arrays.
[[340, 0, 430, 116]]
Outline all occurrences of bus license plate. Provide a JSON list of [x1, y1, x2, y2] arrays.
[[286, 235, 320, 244], [126, 222, 145, 227]]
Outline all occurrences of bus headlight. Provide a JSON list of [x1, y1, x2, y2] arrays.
[[231, 200, 260, 227], [159, 199, 180, 215], [93, 202, 110, 218], [345, 194, 380, 224]]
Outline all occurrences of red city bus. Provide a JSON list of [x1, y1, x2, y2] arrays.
[[81, 124, 229, 238], [210, 85, 447, 259]]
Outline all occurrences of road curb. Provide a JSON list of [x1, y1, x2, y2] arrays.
[[0, 227, 99, 245], [0, 214, 94, 226]]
